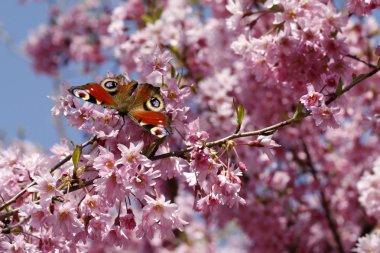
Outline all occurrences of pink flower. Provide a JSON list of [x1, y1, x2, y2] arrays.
[[87, 216, 107, 241], [248, 134, 281, 160], [155, 145, 187, 179], [311, 104, 340, 130], [270, 171, 290, 191], [215, 169, 246, 207], [130, 167, 161, 200], [347, 0, 380, 15], [120, 208, 136, 231], [25, 2, 110, 75], [103, 226, 130, 248], [38, 228, 63, 252], [354, 232, 380, 253], [190, 147, 221, 182], [1, 235, 36, 253], [50, 83, 81, 117], [65, 102, 95, 130], [196, 193, 220, 213], [116, 142, 150, 172], [28, 174, 62, 209], [161, 77, 191, 106], [226, 0, 246, 30], [50, 139, 71, 161], [320, 73, 340, 93], [185, 118, 209, 146], [93, 146, 117, 178], [358, 158, 380, 219], [79, 194, 106, 215], [365, 114, 380, 135], [136, 195, 188, 239], [95, 173, 132, 206], [300, 84, 324, 110], [52, 202, 83, 239], [139, 46, 172, 77], [19, 202, 53, 228]]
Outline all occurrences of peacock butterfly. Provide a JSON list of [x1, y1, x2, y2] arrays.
[[68, 75, 172, 138]]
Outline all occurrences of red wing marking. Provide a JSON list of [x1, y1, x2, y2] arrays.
[[132, 111, 169, 127], [86, 84, 115, 105]]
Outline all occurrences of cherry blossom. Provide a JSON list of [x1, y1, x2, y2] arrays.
[[2, 0, 380, 252]]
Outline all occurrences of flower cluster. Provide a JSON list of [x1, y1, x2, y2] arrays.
[[2, 0, 380, 252], [347, 0, 380, 16], [25, 0, 111, 75], [300, 83, 340, 130]]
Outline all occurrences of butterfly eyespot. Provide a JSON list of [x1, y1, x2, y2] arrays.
[[146, 96, 164, 112], [150, 126, 169, 138], [72, 89, 90, 101], [101, 80, 118, 92], [150, 97, 160, 108]]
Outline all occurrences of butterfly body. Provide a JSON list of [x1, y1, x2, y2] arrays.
[[68, 75, 171, 138]]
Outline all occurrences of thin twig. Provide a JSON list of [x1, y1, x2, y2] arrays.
[[1, 216, 30, 234], [301, 140, 345, 253], [150, 117, 294, 160], [346, 54, 377, 69], [0, 209, 18, 221]]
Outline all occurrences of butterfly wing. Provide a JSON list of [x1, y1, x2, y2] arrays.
[[68, 76, 138, 112], [128, 83, 172, 138], [68, 83, 116, 106]]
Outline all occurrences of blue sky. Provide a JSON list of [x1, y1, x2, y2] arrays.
[[0, 0, 83, 149]]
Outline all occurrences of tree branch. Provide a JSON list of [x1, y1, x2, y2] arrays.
[[151, 67, 379, 161]]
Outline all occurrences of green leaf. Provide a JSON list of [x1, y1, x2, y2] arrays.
[[142, 4, 163, 24], [292, 102, 304, 122], [336, 78, 343, 96], [269, 4, 282, 12], [352, 73, 367, 83], [237, 105, 245, 126], [72, 146, 82, 170], [234, 100, 245, 134], [141, 15, 154, 24], [170, 63, 176, 78]]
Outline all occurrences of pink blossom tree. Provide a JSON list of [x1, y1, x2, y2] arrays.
[[2, 0, 380, 252]]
